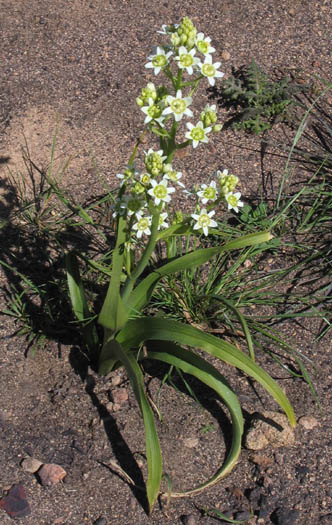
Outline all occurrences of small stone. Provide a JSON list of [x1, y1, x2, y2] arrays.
[[183, 514, 198, 525], [235, 511, 252, 520], [111, 375, 122, 387], [129, 495, 136, 510], [221, 50, 231, 61], [93, 518, 107, 525], [247, 487, 261, 504], [288, 8, 296, 16], [250, 454, 274, 468], [175, 147, 189, 159], [245, 411, 295, 451], [38, 464, 67, 486], [320, 515, 332, 524], [21, 457, 43, 473], [298, 415, 319, 430], [112, 388, 128, 405], [272, 507, 300, 524], [0, 483, 31, 518], [106, 402, 114, 412], [183, 437, 199, 448]]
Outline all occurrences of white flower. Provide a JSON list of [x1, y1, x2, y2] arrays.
[[157, 24, 170, 35], [225, 192, 244, 213], [157, 23, 179, 35], [148, 178, 175, 205], [116, 164, 137, 185], [185, 121, 212, 148], [141, 98, 165, 126], [140, 173, 151, 186], [163, 165, 185, 187], [145, 47, 173, 75], [200, 55, 224, 86], [175, 46, 200, 75], [158, 212, 169, 230], [197, 181, 218, 204], [195, 33, 215, 56], [132, 212, 152, 238], [119, 194, 145, 217], [191, 208, 218, 236], [163, 90, 193, 122]]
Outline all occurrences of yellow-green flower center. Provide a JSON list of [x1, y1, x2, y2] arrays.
[[202, 63, 215, 77], [198, 214, 210, 227], [191, 127, 205, 141], [180, 54, 194, 67], [197, 41, 208, 54], [170, 99, 186, 114], [228, 195, 238, 207], [203, 187, 216, 199], [141, 174, 151, 185], [147, 105, 162, 118], [167, 171, 178, 181], [137, 218, 149, 230], [152, 55, 167, 67], [153, 185, 167, 199]]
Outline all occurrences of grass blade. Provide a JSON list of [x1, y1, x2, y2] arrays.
[[126, 231, 272, 315]]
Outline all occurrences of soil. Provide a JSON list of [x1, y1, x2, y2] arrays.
[[0, 1, 332, 524]]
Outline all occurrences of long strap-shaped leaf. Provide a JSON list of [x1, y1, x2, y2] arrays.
[[125, 231, 272, 315], [98, 215, 128, 332], [100, 338, 162, 514], [65, 252, 98, 354], [147, 342, 243, 497], [117, 318, 296, 426]]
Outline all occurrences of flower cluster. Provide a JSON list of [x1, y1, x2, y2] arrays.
[[139, 17, 224, 145], [112, 18, 243, 241], [114, 153, 243, 240], [145, 17, 224, 86]]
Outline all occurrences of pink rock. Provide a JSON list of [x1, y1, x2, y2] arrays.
[[38, 464, 67, 486]]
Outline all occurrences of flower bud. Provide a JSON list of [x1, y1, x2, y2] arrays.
[[133, 182, 145, 195], [212, 124, 223, 132], [173, 210, 183, 224], [171, 33, 181, 47], [163, 163, 172, 173]]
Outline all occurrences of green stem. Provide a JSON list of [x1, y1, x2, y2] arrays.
[[175, 69, 183, 91], [163, 65, 177, 90], [129, 128, 147, 167], [176, 139, 191, 150], [122, 211, 160, 303], [181, 75, 204, 90]]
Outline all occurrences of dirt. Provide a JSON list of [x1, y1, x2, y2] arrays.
[[0, 0, 332, 524]]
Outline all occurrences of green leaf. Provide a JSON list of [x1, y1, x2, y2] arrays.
[[156, 222, 194, 240], [126, 231, 272, 315], [98, 215, 128, 332], [147, 341, 243, 496], [117, 318, 296, 427], [207, 294, 255, 361], [65, 252, 98, 353], [99, 338, 162, 513]]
